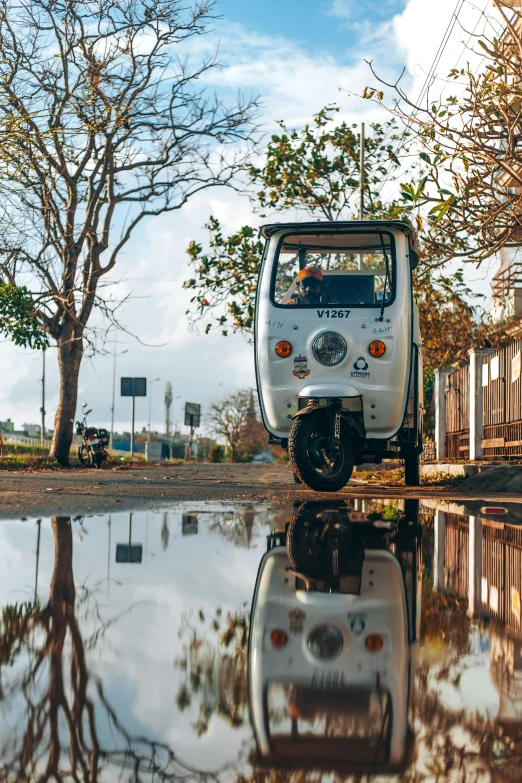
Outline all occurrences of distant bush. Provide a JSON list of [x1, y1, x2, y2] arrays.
[[208, 445, 225, 463]]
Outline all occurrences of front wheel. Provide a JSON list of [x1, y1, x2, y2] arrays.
[[78, 445, 90, 467], [404, 451, 420, 486], [288, 410, 355, 493]]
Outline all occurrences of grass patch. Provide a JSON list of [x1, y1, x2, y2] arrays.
[[0, 454, 61, 470], [354, 466, 466, 488]]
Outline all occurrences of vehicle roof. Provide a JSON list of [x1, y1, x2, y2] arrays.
[[259, 220, 420, 253]]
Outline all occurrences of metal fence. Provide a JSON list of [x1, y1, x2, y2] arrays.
[[445, 365, 470, 459]]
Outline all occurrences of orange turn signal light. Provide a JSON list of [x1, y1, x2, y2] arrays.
[[275, 341, 292, 358], [365, 634, 384, 652], [270, 629, 288, 648], [369, 340, 386, 358]]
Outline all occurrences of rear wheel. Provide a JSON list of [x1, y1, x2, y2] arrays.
[[94, 450, 104, 469], [288, 410, 355, 493], [286, 501, 363, 580], [404, 451, 420, 486]]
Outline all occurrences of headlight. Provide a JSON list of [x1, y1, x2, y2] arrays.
[[308, 624, 343, 660], [312, 332, 347, 366]]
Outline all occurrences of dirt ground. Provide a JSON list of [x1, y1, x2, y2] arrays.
[[1, 462, 520, 519]]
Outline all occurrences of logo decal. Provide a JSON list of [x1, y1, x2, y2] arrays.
[[354, 357, 368, 371], [351, 356, 370, 379], [292, 355, 310, 379]]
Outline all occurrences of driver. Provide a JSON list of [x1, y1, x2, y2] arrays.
[[285, 266, 323, 305]]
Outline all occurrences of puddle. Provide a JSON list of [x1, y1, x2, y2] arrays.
[[1, 498, 522, 780]]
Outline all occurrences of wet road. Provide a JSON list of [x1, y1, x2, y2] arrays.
[[1, 463, 520, 520], [2, 497, 522, 781]]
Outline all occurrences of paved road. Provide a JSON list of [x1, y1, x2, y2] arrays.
[[1, 463, 519, 519]]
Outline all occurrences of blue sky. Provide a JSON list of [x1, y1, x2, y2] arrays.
[[214, 0, 407, 55], [0, 0, 496, 435]]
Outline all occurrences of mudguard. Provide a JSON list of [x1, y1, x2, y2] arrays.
[[291, 403, 366, 449]]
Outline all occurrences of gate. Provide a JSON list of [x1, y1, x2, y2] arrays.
[[445, 365, 469, 459]]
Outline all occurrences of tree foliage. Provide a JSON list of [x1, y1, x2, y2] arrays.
[[185, 220, 263, 335], [0, 283, 48, 349], [247, 106, 407, 221]]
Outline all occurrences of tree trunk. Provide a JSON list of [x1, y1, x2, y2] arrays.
[[50, 328, 83, 466], [50, 517, 75, 607]]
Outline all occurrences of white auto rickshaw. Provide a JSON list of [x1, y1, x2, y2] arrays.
[[247, 501, 420, 775], [254, 220, 423, 491]]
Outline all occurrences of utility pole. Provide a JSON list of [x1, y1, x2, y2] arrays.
[[110, 343, 128, 450], [40, 349, 46, 445], [359, 122, 365, 270]]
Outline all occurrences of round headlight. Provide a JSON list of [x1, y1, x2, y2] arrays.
[[312, 332, 347, 366], [308, 624, 344, 660]]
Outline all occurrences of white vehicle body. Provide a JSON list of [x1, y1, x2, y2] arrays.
[[248, 544, 415, 773], [254, 220, 422, 462]]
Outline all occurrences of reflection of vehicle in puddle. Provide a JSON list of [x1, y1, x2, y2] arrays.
[[248, 500, 421, 775]]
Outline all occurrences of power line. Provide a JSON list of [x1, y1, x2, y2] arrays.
[[376, 0, 467, 198]]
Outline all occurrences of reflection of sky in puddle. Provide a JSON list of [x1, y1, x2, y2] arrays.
[[2, 499, 522, 780], [0, 505, 279, 772]]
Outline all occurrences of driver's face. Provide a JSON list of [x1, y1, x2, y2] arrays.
[[298, 277, 322, 304]]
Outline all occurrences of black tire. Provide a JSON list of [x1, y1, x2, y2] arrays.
[[78, 445, 89, 467], [286, 501, 363, 580], [288, 410, 355, 493], [94, 450, 104, 469], [404, 451, 420, 486]]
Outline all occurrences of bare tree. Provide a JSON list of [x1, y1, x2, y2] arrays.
[[0, 0, 257, 463], [206, 389, 255, 462], [363, 6, 522, 268]]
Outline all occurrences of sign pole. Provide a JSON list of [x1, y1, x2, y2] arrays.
[[130, 393, 135, 458]]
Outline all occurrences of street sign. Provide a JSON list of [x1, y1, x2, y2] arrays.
[[184, 402, 201, 428], [116, 544, 143, 563], [116, 513, 143, 563], [182, 514, 198, 536], [121, 377, 147, 397]]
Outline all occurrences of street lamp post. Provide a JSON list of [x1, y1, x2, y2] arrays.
[[110, 345, 128, 450], [148, 377, 161, 441], [40, 348, 46, 445]]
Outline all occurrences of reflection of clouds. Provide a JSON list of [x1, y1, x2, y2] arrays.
[[0, 509, 268, 770]]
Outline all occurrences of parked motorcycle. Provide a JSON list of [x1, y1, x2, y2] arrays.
[[75, 403, 109, 468]]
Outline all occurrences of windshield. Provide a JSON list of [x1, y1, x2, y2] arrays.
[[272, 231, 394, 308], [266, 682, 392, 764]]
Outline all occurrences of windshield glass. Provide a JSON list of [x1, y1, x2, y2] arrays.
[[272, 231, 394, 308], [266, 682, 392, 763]]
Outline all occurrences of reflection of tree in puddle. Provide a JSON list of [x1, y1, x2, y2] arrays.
[[0, 517, 229, 782], [175, 607, 249, 736], [206, 507, 273, 549]]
